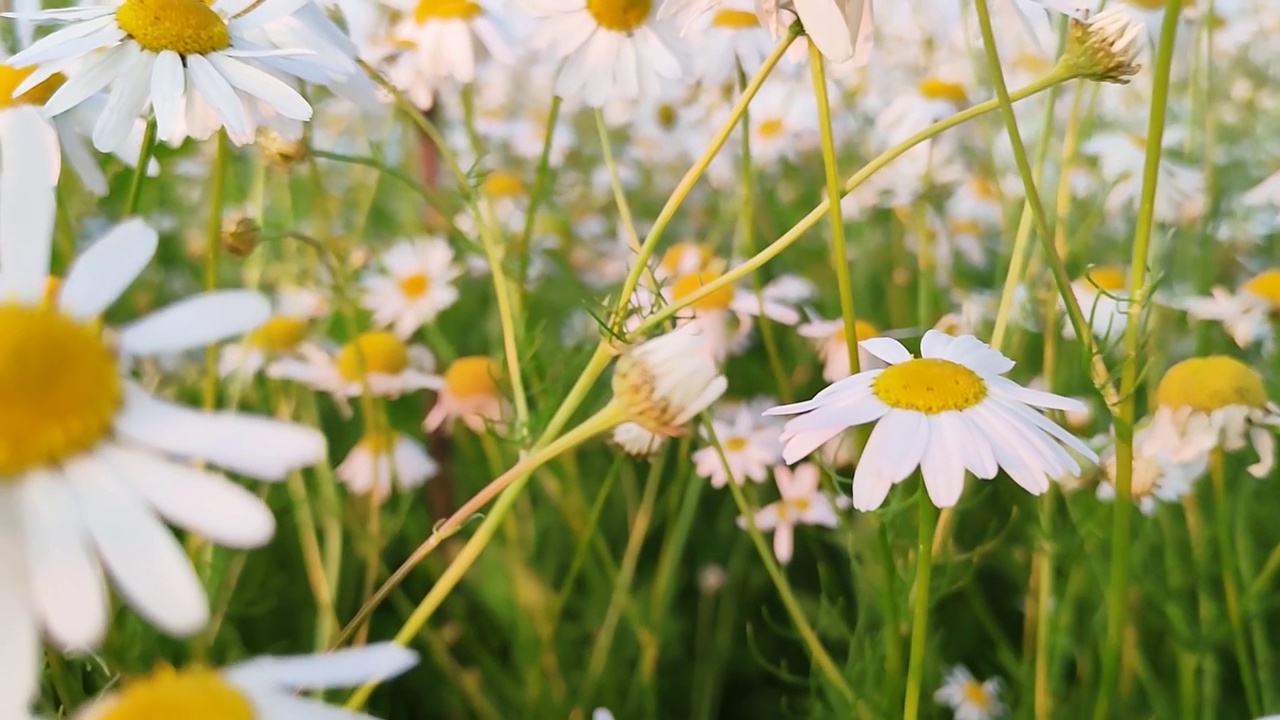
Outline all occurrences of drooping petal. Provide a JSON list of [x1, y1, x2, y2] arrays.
[[118, 290, 270, 356]]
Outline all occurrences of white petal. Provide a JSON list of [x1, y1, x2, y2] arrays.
[[65, 454, 209, 637], [859, 336, 913, 365], [186, 53, 250, 137], [206, 54, 312, 121], [58, 219, 157, 319], [794, 0, 854, 61], [0, 488, 40, 717], [920, 416, 966, 508], [93, 45, 153, 153], [115, 383, 326, 480], [118, 290, 270, 356], [243, 691, 393, 720], [851, 417, 896, 511], [772, 522, 795, 564], [99, 445, 275, 549], [16, 472, 107, 650], [226, 643, 418, 690], [0, 107, 57, 303], [150, 50, 186, 143], [918, 329, 955, 359]]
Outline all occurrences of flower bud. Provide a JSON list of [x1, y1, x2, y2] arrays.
[[257, 128, 308, 170], [222, 216, 261, 258]]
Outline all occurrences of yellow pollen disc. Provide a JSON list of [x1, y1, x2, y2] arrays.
[[725, 436, 748, 451], [833, 319, 880, 345], [42, 276, 63, 307], [115, 0, 231, 55], [918, 78, 968, 104], [586, 0, 651, 31], [0, 65, 66, 108], [96, 666, 254, 720], [1156, 356, 1269, 412], [872, 358, 988, 414], [659, 242, 712, 274], [247, 316, 308, 353], [789, 497, 811, 512], [711, 8, 759, 27], [949, 220, 983, 237], [414, 0, 482, 21], [443, 356, 500, 398], [0, 304, 121, 477], [1243, 269, 1280, 307], [757, 118, 785, 139], [970, 176, 1000, 200], [336, 332, 411, 381], [398, 272, 430, 299], [962, 681, 992, 710], [655, 103, 677, 130], [360, 429, 397, 454], [481, 170, 524, 199], [1082, 266, 1127, 293], [671, 271, 735, 312]]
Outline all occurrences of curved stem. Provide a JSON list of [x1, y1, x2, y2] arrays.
[[123, 116, 156, 217], [902, 489, 938, 720]]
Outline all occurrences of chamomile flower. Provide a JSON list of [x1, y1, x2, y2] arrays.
[[8, 0, 323, 150], [753, 0, 874, 64], [797, 316, 885, 381], [692, 404, 782, 487], [766, 331, 1096, 510], [337, 430, 439, 502], [611, 326, 728, 436], [74, 643, 418, 720], [934, 665, 1006, 720], [736, 463, 839, 564], [611, 421, 667, 456], [361, 237, 462, 338], [1067, 266, 1130, 345], [527, 0, 683, 108], [682, 0, 773, 84], [1182, 268, 1280, 349], [1096, 425, 1202, 515], [654, 241, 715, 280], [219, 288, 330, 379], [424, 355, 507, 433], [656, 269, 803, 362], [1080, 131, 1206, 225], [0, 207, 326, 713], [268, 332, 442, 406], [386, 0, 515, 109], [1145, 356, 1280, 478]]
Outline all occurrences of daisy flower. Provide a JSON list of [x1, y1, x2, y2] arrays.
[[1182, 268, 1280, 349], [1145, 356, 1279, 478], [611, 325, 728, 436], [736, 463, 839, 564], [1079, 131, 1206, 225], [682, 0, 773, 84], [74, 643, 418, 719], [0, 205, 325, 713], [692, 403, 782, 487], [8, 0, 323, 151], [337, 429, 439, 502], [611, 421, 668, 456], [934, 665, 1006, 720], [765, 331, 1096, 511], [649, 269, 803, 362], [383, 0, 515, 110], [268, 332, 442, 406], [219, 288, 330, 379], [1066, 265, 1130, 345], [424, 355, 507, 433], [654, 240, 716, 280], [1096, 425, 1202, 515], [754, 0, 873, 64], [362, 236, 462, 338], [797, 316, 885, 381], [527, 0, 683, 108]]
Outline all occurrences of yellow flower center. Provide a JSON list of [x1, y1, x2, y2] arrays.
[[671, 271, 735, 312], [1081, 266, 1127, 293], [833, 319, 880, 345], [247, 316, 308, 353], [398, 272, 430, 299], [872, 358, 988, 414], [115, 0, 231, 56], [443, 355, 500, 398], [949, 219, 983, 237], [1243, 269, 1280, 308], [1156, 356, 1269, 412], [0, 64, 66, 108], [586, 0, 651, 31], [481, 170, 524, 199], [970, 176, 1000, 200], [0, 304, 121, 478], [725, 436, 748, 451], [711, 8, 759, 27], [962, 681, 992, 710], [336, 332, 411, 381], [655, 103, 677, 130], [659, 242, 712, 275], [360, 429, 397, 454], [918, 78, 968, 104], [413, 0, 483, 21], [757, 118, 785, 139], [96, 666, 254, 720]]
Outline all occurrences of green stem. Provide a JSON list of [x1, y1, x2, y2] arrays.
[[308, 148, 434, 200], [594, 110, 642, 256], [1210, 450, 1262, 716], [202, 131, 229, 412], [515, 95, 561, 284], [903, 489, 938, 720], [1096, 1, 1183, 716], [809, 41, 860, 375], [122, 116, 157, 217]]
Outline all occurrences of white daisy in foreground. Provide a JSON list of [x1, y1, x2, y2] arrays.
[[337, 430, 439, 502], [1145, 356, 1279, 479], [424, 355, 507, 434], [765, 331, 1096, 510], [75, 643, 418, 719], [269, 332, 442, 408], [692, 403, 782, 488], [736, 463, 838, 564], [219, 288, 329, 379], [527, 0, 683, 107], [1182, 268, 1280, 349], [8, 0, 321, 150], [362, 236, 462, 338], [0, 207, 326, 713], [934, 665, 1006, 720]]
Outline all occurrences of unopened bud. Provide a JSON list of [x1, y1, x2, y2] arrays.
[[1063, 7, 1144, 83], [222, 216, 261, 258], [258, 128, 308, 170]]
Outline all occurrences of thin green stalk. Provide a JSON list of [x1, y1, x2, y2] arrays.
[[123, 117, 156, 217], [515, 95, 561, 283], [1096, 1, 1183, 716], [1210, 450, 1262, 716], [594, 110, 642, 256], [877, 521, 904, 706], [203, 131, 229, 411], [1033, 488, 1056, 720], [903, 489, 938, 720], [809, 41, 860, 375], [308, 148, 434, 200]]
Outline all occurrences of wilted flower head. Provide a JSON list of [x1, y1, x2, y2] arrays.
[[611, 327, 728, 436], [1065, 7, 1144, 83]]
